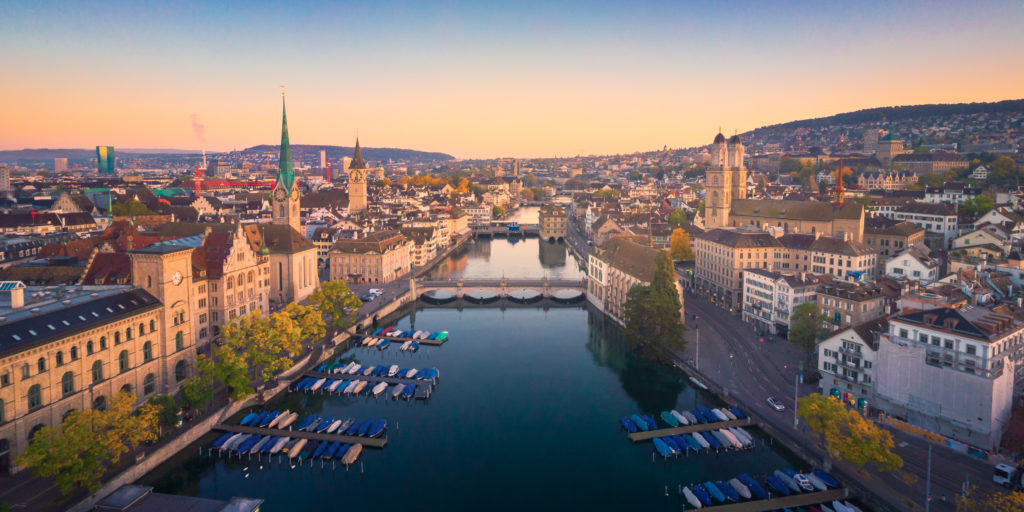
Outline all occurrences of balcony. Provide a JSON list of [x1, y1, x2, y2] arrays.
[[838, 345, 864, 358]]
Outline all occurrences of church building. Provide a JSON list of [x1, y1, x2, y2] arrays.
[[347, 139, 368, 213]]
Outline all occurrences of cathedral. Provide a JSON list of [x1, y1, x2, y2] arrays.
[[704, 131, 747, 230]]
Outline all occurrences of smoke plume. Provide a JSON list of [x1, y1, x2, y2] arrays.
[[191, 114, 207, 167]]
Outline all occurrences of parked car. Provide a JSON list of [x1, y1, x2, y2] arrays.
[[369, 288, 384, 296], [359, 294, 376, 302], [767, 396, 785, 411]]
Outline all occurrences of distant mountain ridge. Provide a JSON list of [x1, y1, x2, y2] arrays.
[[241, 144, 454, 163], [748, 99, 1024, 133], [0, 144, 454, 164]]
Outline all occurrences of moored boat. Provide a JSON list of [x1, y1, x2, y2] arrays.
[[357, 420, 372, 436], [721, 408, 738, 420], [765, 475, 791, 496], [806, 472, 828, 491], [728, 477, 751, 500], [692, 484, 713, 506], [211, 433, 233, 448], [682, 487, 703, 509], [405, 369, 418, 379], [692, 432, 710, 449], [353, 380, 368, 394], [239, 412, 258, 426], [288, 438, 307, 458], [326, 419, 343, 433], [712, 409, 730, 422], [737, 473, 767, 500], [704, 481, 726, 503], [341, 443, 362, 464], [682, 411, 699, 424], [641, 415, 658, 430], [269, 436, 289, 454], [652, 437, 673, 458], [367, 418, 387, 437], [400, 341, 412, 351], [719, 429, 743, 449], [344, 420, 363, 436], [278, 412, 298, 429], [372, 382, 388, 396], [402, 383, 416, 398], [391, 383, 406, 398], [660, 411, 679, 427], [249, 435, 272, 454], [774, 470, 801, 493], [710, 430, 731, 449], [670, 409, 689, 425], [620, 417, 637, 433], [388, 365, 399, 377], [682, 434, 702, 451], [812, 469, 840, 488]]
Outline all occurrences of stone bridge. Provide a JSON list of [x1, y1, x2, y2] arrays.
[[471, 223, 540, 237], [412, 277, 586, 304]]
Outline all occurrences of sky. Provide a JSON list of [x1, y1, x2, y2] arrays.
[[1, 0, 1022, 159]]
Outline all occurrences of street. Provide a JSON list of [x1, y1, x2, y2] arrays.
[[681, 289, 1002, 511]]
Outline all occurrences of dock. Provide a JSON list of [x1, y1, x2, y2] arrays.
[[358, 332, 446, 346], [628, 418, 752, 442], [689, 489, 849, 511], [299, 370, 435, 399], [212, 423, 387, 449]]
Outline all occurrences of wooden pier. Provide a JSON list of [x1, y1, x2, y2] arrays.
[[691, 489, 849, 511], [300, 370, 435, 399], [212, 423, 387, 449], [628, 418, 752, 442], [357, 332, 446, 346]]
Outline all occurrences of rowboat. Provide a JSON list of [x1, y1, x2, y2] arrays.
[[765, 474, 791, 496], [728, 477, 751, 500], [400, 341, 412, 351], [227, 434, 250, 451], [737, 473, 767, 500], [338, 419, 354, 433], [268, 410, 290, 428], [347, 364, 361, 375], [806, 472, 828, 491], [258, 411, 278, 427], [710, 430, 731, 449], [310, 378, 327, 392], [362, 366, 375, 376], [652, 437, 673, 457], [311, 441, 329, 458], [344, 421, 363, 435], [682, 487, 703, 509], [409, 341, 419, 351], [704, 481, 726, 503], [712, 409, 730, 422], [716, 480, 739, 502], [719, 429, 743, 449], [315, 417, 335, 433], [721, 408, 738, 420], [630, 414, 648, 431], [322, 441, 341, 459], [670, 410, 689, 426], [278, 412, 298, 429], [813, 469, 840, 488], [341, 443, 362, 464], [357, 420, 372, 436], [641, 415, 658, 430], [391, 383, 406, 398], [372, 382, 388, 396], [729, 427, 752, 447], [682, 411, 699, 424], [691, 432, 710, 449], [237, 436, 260, 453], [377, 339, 390, 350], [239, 412, 258, 426], [327, 380, 344, 392], [289, 439, 307, 458], [405, 369, 418, 379], [388, 365, 400, 377], [660, 411, 679, 427], [211, 433, 233, 448], [270, 436, 289, 454], [353, 380, 369, 394], [343, 381, 359, 394], [662, 435, 680, 454], [682, 434, 702, 451], [701, 431, 721, 449], [250, 435, 272, 454]]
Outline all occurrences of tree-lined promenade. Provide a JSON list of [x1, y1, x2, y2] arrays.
[[15, 279, 362, 498]]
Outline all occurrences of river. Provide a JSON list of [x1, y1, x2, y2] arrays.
[[140, 210, 804, 510]]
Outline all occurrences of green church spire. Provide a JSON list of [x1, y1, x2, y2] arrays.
[[276, 94, 295, 193]]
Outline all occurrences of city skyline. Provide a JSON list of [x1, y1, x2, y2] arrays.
[[2, 0, 1022, 158]]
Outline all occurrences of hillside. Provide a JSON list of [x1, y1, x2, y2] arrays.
[[241, 144, 454, 163], [749, 99, 1024, 133]]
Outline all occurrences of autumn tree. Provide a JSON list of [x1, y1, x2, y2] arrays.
[[593, 189, 620, 198], [670, 228, 694, 260], [308, 280, 362, 335], [957, 485, 1024, 512], [17, 391, 158, 495], [797, 393, 902, 472], [624, 251, 686, 358], [182, 353, 215, 412], [521, 173, 539, 186], [282, 302, 327, 351], [492, 205, 506, 217], [789, 302, 826, 353], [147, 394, 179, 434], [214, 311, 305, 399], [521, 188, 534, 201]]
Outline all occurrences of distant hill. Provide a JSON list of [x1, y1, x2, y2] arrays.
[[242, 144, 454, 163], [750, 99, 1024, 132], [0, 148, 204, 162]]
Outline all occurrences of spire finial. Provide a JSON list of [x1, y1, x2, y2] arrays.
[[718, 125, 722, 134], [281, 84, 285, 98]]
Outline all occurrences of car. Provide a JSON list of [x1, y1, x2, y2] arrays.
[[767, 397, 785, 411], [369, 288, 384, 296], [359, 294, 376, 302]]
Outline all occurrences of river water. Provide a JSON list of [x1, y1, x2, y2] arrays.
[[140, 210, 804, 510]]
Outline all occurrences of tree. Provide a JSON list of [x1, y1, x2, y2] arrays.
[[593, 189, 620, 198], [182, 353, 214, 411], [521, 188, 535, 201], [987, 155, 1019, 181], [521, 173, 538, 186], [110, 198, 156, 217], [797, 393, 903, 472], [957, 485, 1024, 512], [962, 195, 995, 216], [282, 302, 327, 351], [789, 302, 826, 354], [147, 394, 179, 433], [670, 228, 694, 260], [668, 208, 688, 227], [212, 339, 252, 401], [307, 280, 362, 335], [624, 251, 686, 358], [917, 173, 946, 188], [16, 391, 158, 495], [530, 187, 547, 201], [492, 205, 505, 217]]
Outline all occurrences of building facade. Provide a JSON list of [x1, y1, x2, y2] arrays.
[[817, 281, 888, 332], [328, 231, 412, 284], [347, 139, 368, 213], [539, 204, 567, 242], [704, 132, 747, 230], [586, 237, 678, 325], [96, 146, 116, 174], [817, 318, 887, 409], [741, 268, 817, 337]]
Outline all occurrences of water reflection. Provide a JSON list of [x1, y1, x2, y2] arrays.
[[424, 237, 583, 280], [537, 239, 567, 268]]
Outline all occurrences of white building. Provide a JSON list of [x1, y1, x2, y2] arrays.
[[885, 244, 940, 283], [923, 183, 980, 205], [741, 268, 818, 337], [817, 318, 887, 409], [874, 307, 1021, 450], [969, 165, 988, 181], [883, 203, 959, 247]]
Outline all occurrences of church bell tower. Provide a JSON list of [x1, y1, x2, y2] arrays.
[[347, 138, 368, 213], [272, 94, 301, 232]]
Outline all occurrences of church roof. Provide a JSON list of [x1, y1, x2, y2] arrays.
[[592, 236, 660, 283], [729, 199, 863, 222], [252, 224, 315, 254], [275, 97, 296, 194], [349, 138, 367, 170], [713, 132, 726, 144], [728, 134, 741, 145], [330, 230, 407, 254]]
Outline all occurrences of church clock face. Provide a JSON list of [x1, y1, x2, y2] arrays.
[[351, 170, 363, 183], [274, 188, 286, 201]]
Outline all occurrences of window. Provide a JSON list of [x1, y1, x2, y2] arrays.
[[147, 275, 152, 287], [175, 360, 186, 382], [55, 351, 64, 366], [114, 332, 121, 345], [944, 340, 954, 349], [121, 383, 132, 394], [0, 398, 4, 423], [87, 341, 94, 355], [93, 395, 106, 411], [126, 327, 132, 340], [143, 373, 156, 395], [37, 357, 46, 373], [92, 361, 103, 383], [0, 371, 8, 387], [966, 345, 977, 355], [176, 331, 184, 351], [150, 320, 155, 332], [118, 350, 129, 373], [899, 329, 908, 339], [61, 371, 74, 396], [70, 346, 78, 360], [21, 364, 29, 380], [139, 323, 145, 335], [199, 328, 208, 338], [99, 336, 107, 350], [27, 384, 41, 410], [143, 342, 153, 362]]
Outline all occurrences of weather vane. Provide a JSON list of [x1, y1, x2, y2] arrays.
[[281, 84, 285, 97]]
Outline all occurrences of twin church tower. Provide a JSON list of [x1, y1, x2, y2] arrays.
[[704, 131, 747, 230]]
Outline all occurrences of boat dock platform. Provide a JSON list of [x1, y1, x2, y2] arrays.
[[688, 489, 848, 511], [300, 370, 435, 399], [357, 332, 446, 346], [629, 418, 752, 442], [212, 423, 387, 449]]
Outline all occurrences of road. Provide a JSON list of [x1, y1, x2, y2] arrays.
[[681, 289, 1001, 511]]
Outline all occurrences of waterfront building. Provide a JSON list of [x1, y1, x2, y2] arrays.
[[539, 204, 567, 242], [816, 317, 887, 409], [586, 236, 678, 325], [817, 281, 888, 332], [96, 146, 116, 174], [400, 226, 439, 267], [694, 227, 781, 310], [741, 268, 817, 337], [347, 139, 368, 213], [874, 307, 1021, 450], [463, 204, 491, 226], [328, 230, 412, 284]]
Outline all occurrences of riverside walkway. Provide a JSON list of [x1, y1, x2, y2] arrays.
[[628, 418, 752, 442], [211, 424, 387, 448]]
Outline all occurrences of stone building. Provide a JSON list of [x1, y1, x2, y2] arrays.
[[539, 204, 567, 242], [586, 237, 681, 325], [694, 227, 781, 309], [891, 152, 969, 175], [817, 281, 888, 332], [857, 171, 917, 191], [347, 139, 368, 213], [863, 218, 926, 260], [328, 230, 413, 284], [741, 268, 818, 337], [704, 132, 747, 230]]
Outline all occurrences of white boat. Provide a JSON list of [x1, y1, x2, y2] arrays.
[[391, 383, 406, 398], [327, 380, 344, 392], [670, 409, 689, 426], [288, 438, 307, 458], [339, 419, 354, 432], [387, 365, 399, 377], [806, 472, 828, 491], [721, 408, 738, 420], [832, 502, 852, 512], [404, 369, 418, 379], [712, 409, 730, 422], [728, 427, 752, 447], [719, 429, 743, 449], [340, 443, 362, 465], [728, 478, 751, 500], [372, 382, 388, 396], [343, 381, 359, 394], [220, 433, 242, 450], [326, 419, 343, 433], [269, 436, 289, 454], [841, 502, 864, 512], [278, 412, 298, 429], [353, 381, 368, 394], [347, 364, 361, 375], [682, 486, 703, 509], [689, 376, 708, 390], [249, 435, 271, 454], [268, 410, 291, 428], [310, 378, 327, 391], [223, 434, 246, 451], [400, 341, 411, 351], [693, 432, 710, 449]]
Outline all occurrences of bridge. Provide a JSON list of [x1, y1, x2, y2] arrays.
[[471, 222, 540, 237], [412, 277, 587, 305]]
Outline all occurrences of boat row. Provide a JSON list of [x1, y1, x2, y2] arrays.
[[650, 426, 755, 455], [211, 431, 364, 464], [680, 469, 846, 510], [620, 406, 744, 433], [371, 326, 448, 343], [357, 337, 415, 351], [293, 415, 388, 438], [293, 376, 420, 399], [319, 361, 439, 381], [239, 409, 298, 429]]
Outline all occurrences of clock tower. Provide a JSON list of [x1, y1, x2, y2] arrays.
[[348, 138, 368, 213], [272, 95, 301, 231]]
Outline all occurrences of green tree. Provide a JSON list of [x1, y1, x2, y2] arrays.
[[987, 155, 1019, 181], [492, 205, 506, 217], [147, 394, 179, 433], [215, 311, 305, 399], [182, 353, 214, 411], [110, 198, 156, 217], [669, 228, 694, 260], [624, 251, 686, 358], [668, 208, 688, 227], [308, 280, 362, 335], [213, 339, 253, 401], [530, 187, 547, 201], [962, 195, 995, 216], [16, 391, 158, 495], [593, 189, 620, 198], [916, 173, 946, 188], [789, 302, 826, 354], [779, 157, 802, 174], [798, 393, 903, 472]]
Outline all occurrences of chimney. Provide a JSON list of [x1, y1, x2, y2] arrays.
[[1, 282, 25, 309]]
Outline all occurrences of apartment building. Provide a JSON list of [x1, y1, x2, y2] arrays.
[[694, 227, 781, 310], [741, 268, 817, 337], [328, 230, 413, 284], [586, 237, 668, 325], [817, 281, 888, 332], [817, 317, 887, 409]]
